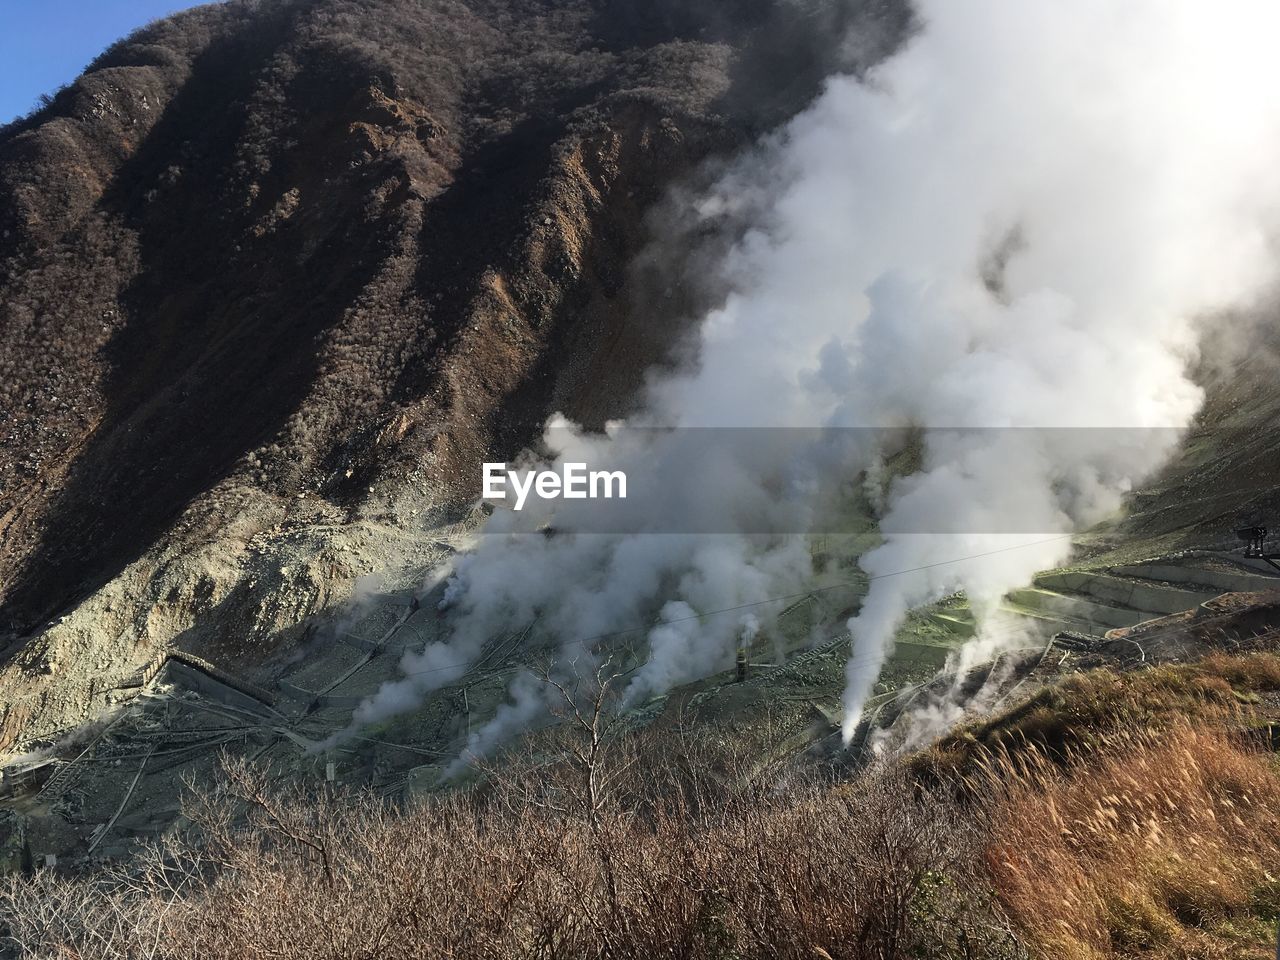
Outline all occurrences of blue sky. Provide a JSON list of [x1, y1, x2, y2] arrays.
[[0, 0, 210, 124]]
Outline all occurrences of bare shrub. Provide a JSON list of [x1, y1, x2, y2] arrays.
[[0, 732, 1015, 960], [20, 659, 1280, 960], [0, 841, 195, 959]]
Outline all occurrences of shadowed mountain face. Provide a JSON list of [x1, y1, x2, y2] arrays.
[[0, 0, 909, 634]]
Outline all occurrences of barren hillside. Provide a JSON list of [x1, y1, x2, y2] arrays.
[[0, 0, 904, 635]]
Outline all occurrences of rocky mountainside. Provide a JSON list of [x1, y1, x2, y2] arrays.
[[0, 0, 907, 749]]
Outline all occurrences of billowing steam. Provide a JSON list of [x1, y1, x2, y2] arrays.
[[352, 0, 1280, 758], [814, 0, 1280, 739]]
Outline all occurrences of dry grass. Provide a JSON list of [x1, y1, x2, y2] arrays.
[[916, 652, 1280, 782], [982, 724, 1280, 960], [3, 654, 1279, 959]]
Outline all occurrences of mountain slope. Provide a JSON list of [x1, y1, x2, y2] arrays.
[[0, 0, 908, 749], [0, 0, 907, 634]]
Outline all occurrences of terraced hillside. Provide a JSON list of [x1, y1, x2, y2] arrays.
[[4, 528, 1278, 869]]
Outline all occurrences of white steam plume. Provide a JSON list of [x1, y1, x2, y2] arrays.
[[352, 0, 1280, 759], [817, 0, 1280, 740]]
